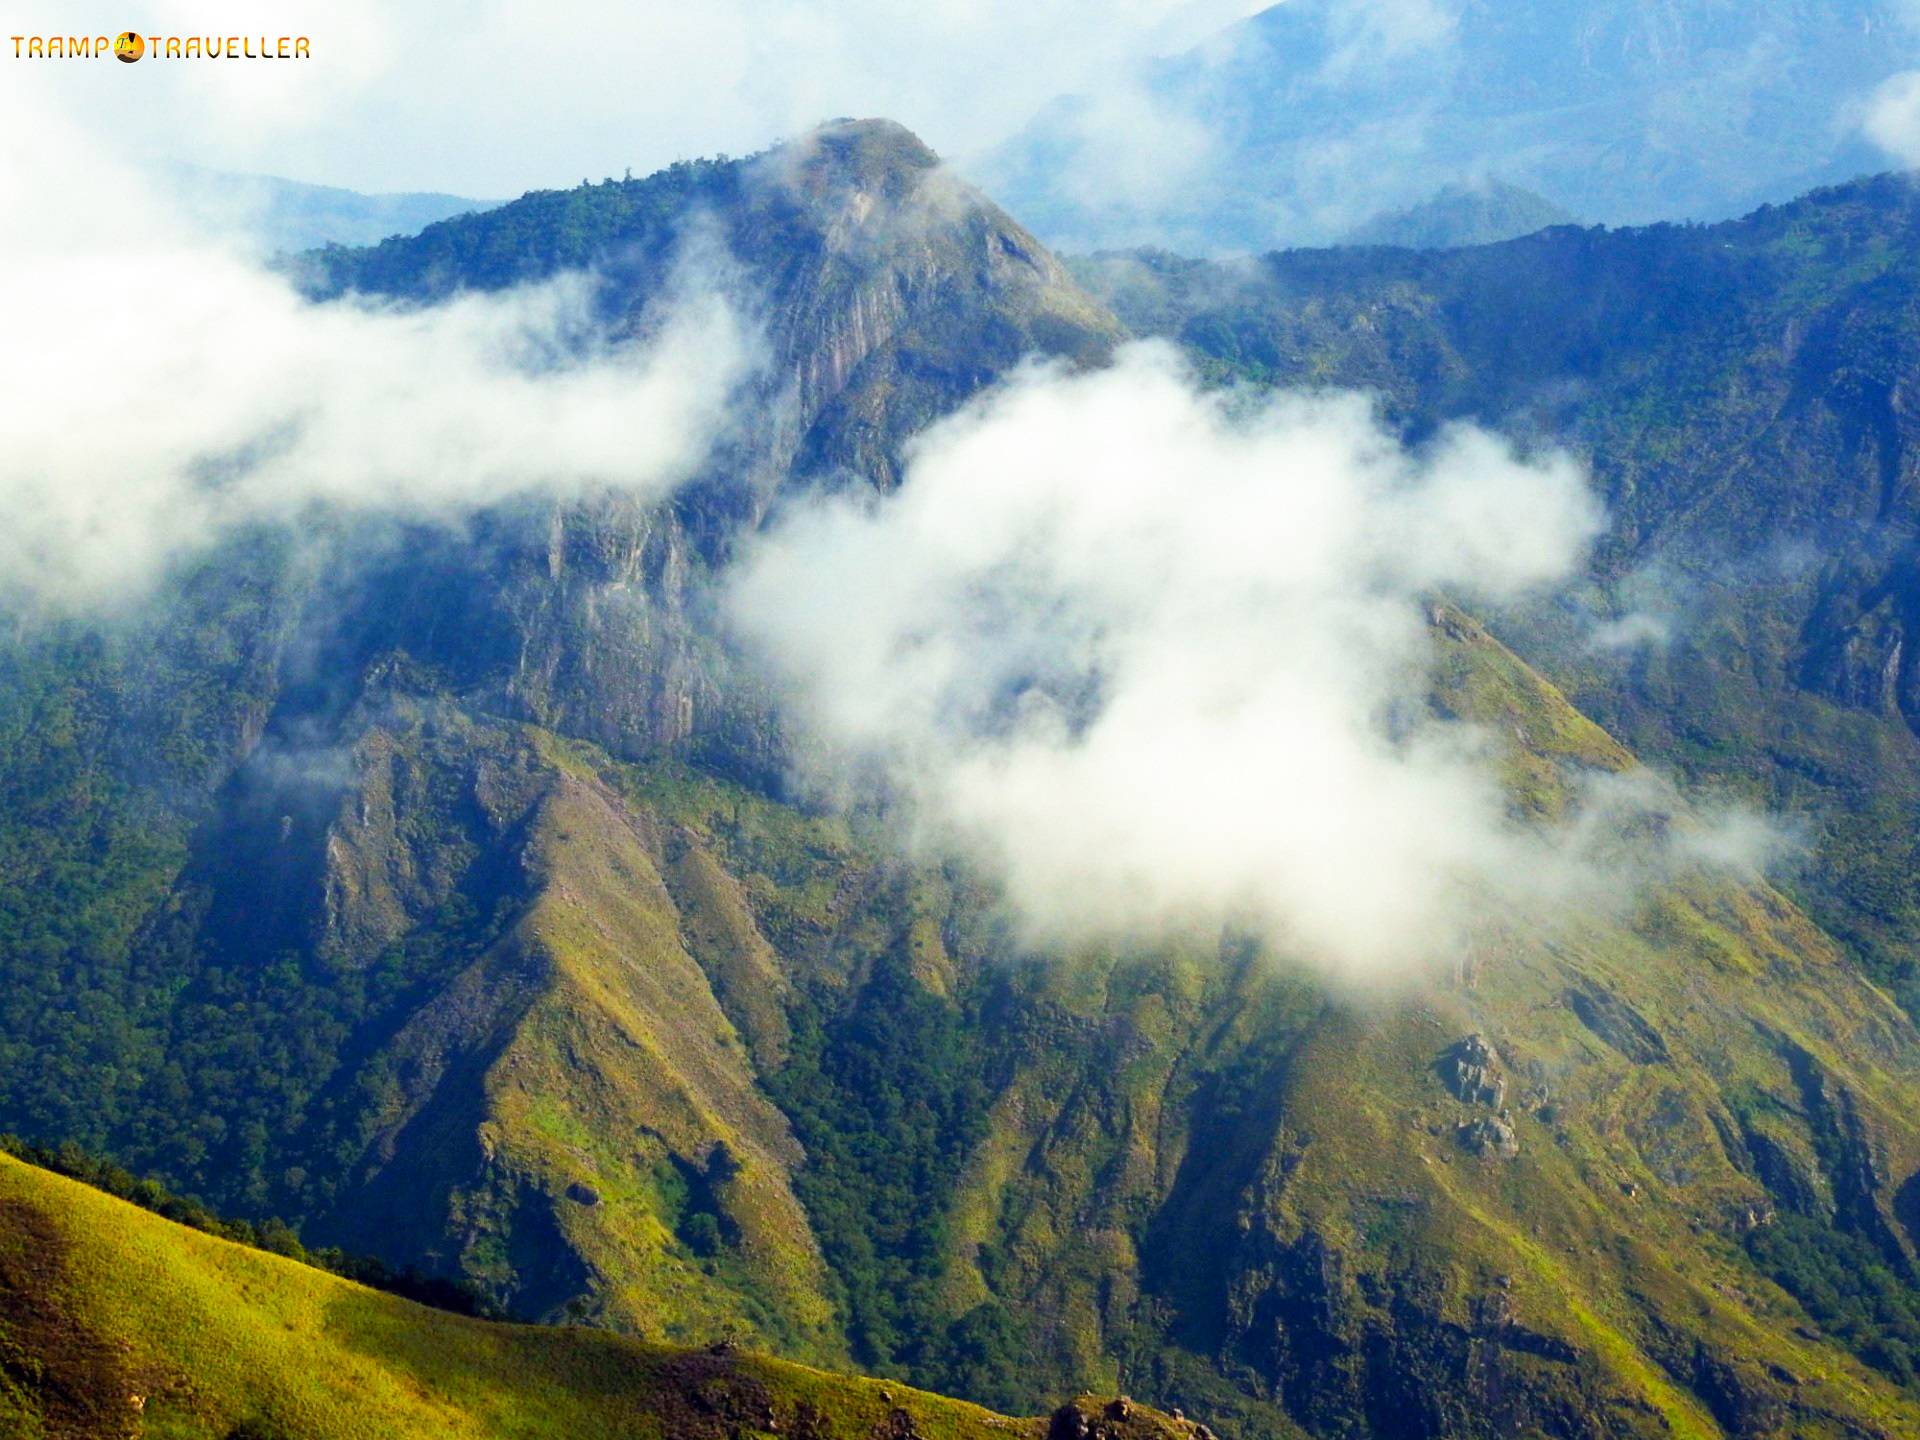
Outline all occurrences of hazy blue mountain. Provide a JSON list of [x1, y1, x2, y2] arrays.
[[1342, 179, 1576, 248], [157, 161, 501, 253], [980, 0, 1919, 253]]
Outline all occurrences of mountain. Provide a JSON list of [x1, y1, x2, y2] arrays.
[[157, 162, 500, 254], [0, 114, 1127, 1380], [16, 117, 1920, 1440], [0, 1146, 1185, 1439], [978, 0, 1917, 253], [1343, 181, 1576, 250]]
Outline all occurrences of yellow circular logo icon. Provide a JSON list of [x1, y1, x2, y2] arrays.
[[113, 31, 144, 63]]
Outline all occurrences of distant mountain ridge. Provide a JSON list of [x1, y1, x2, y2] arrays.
[[980, 0, 1920, 252], [1343, 180, 1577, 249], [158, 161, 500, 253]]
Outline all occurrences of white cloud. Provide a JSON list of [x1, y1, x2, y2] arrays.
[[728, 345, 1633, 979], [19, 0, 1272, 196], [0, 88, 756, 608], [1589, 612, 1674, 652], [1863, 69, 1920, 166], [1025, 85, 1223, 220], [1317, 0, 1457, 82]]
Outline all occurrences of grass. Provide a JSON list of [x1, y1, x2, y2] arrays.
[[0, 1149, 1195, 1440]]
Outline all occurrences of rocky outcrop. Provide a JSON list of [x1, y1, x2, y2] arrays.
[[1457, 1114, 1522, 1161], [1439, 1033, 1508, 1108], [1780, 1039, 1917, 1272]]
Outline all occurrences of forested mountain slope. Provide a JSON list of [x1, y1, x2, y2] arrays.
[[11, 122, 1920, 1439]]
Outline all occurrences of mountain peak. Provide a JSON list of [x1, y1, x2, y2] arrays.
[[303, 119, 1119, 497], [1343, 179, 1578, 250], [773, 117, 942, 196]]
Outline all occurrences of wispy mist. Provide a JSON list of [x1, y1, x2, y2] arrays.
[[0, 92, 756, 610], [988, 2, 1920, 253]]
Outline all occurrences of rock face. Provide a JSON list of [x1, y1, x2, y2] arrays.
[[306, 119, 1118, 510], [730, 122, 1121, 497], [1566, 986, 1671, 1066], [299, 120, 1120, 776], [1441, 1033, 1507, 1108]]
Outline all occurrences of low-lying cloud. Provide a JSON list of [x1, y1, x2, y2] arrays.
[[729, 345, 1772, 980], [1863, 69, 1920, 168], [0, 93, 755, 609]]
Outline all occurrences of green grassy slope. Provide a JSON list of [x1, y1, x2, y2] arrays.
[[817, 615, 1920, 1439], [302, 619, 1920, 1439], [0, 1148, 1190, 1440]]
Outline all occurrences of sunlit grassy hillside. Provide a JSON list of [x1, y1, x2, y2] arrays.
[[0, 1150, 1180, 1440]]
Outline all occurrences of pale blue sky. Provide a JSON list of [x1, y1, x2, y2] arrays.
[[6, 0, 1264, 194]]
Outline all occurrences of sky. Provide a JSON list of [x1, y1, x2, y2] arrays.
[[11, 1, 1920, 222], [5, 0, 1266, 196]]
